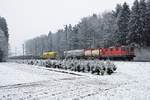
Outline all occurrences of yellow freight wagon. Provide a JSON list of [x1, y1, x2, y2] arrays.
[[42, 51, 57, 59]]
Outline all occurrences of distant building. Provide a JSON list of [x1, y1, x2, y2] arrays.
[[0, 29, 8, 61]]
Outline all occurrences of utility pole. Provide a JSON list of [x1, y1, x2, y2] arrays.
[[48, 31, 53, 51], [65, 25, 68, 58], [65, 25, 68, 50]]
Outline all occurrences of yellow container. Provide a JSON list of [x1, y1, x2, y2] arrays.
[[42, 52, 57, 59]]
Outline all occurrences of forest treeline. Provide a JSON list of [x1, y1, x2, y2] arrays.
[[25, 0, 150, 57], [0, 16, 9, 61]]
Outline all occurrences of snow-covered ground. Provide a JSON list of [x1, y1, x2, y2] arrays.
[[0, 61, 150, 100]]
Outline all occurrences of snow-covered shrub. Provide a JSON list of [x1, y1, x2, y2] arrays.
[[86, 62, 91, 72], [45, 61, 52, 68], [12, 59, 117, 76], [28, 60, 34, 65], [105, 60, 117, 75], [91, 65, 95, 74]]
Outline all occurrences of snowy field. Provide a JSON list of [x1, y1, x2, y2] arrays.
[[0, 61, 150, 100]]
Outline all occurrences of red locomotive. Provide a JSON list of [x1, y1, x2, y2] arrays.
[[64, 46, 135, 60]]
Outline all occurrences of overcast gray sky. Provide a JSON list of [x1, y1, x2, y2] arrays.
[[0, 0, 133, 55]]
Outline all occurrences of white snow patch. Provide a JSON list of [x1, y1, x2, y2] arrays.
[[0, 61, 150, 100], [0, 63, 48, 86]]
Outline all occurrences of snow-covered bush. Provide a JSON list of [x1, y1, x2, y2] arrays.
[[105, 60, 117, 75], [11, 59, 117, 75]]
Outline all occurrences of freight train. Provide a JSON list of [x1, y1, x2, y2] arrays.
[[9, 46, 135, 61], [64, 46, 135, 60]]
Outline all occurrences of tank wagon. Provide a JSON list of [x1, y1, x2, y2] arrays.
[[64, 46, 135, 60], [64, 49, 84, 59]]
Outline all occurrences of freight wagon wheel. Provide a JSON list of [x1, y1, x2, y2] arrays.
[[128, 58, 131, 61], [123, 57, 128, 61], [128, 57, 133, 61]]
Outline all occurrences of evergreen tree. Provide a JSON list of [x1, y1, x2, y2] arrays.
[[112, 4, 123, 18], [128, 0, 141, 46], [78, 17, 91, 49], [70, 25, 80, 50], [0, 16, 8, 61], [112, 4, 122, 46], [116, 2, 130, 45], [139, 0, 147, 46], [102, 12, 117, 47], [0, 17, 8, 38], [145, 0, 150, 46]]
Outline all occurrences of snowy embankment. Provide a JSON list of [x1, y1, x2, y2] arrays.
[[0, 61, 150, 100]]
